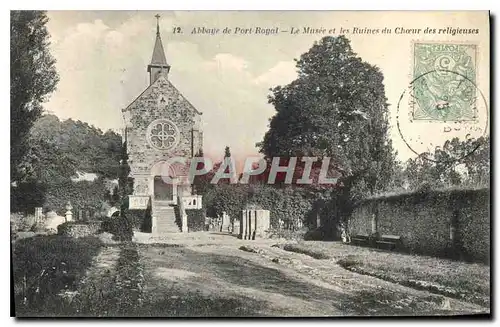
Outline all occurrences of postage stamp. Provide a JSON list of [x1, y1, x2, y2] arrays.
[[411, 43, 477, 121]]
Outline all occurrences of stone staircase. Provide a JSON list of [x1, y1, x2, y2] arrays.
[[153, 201, 180, 233]]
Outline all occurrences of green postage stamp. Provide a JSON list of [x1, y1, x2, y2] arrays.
[[412, 43, 477, 121]]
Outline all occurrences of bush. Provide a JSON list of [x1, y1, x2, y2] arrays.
[[128, 209, 152, 232], [11, 182, 47, 213], [11, 213, 37, 232], [186, 209, 204, 232], [304, 228, 327, 241], [101, 215, 133, 242]]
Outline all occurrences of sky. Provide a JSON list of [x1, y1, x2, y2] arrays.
[[44, 11, 490, 164]]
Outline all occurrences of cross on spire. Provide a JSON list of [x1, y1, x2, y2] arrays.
[[155, 14, 160, 35]]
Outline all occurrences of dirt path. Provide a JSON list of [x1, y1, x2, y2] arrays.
[[137, 241, 487, 317]]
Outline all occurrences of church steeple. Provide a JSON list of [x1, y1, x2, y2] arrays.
[[147, 14, 170, 84]]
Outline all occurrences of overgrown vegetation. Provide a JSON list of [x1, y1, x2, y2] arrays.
[[111, 244, 145, 315], [12, 235, 102, 316], [11, 114, 122, 214]]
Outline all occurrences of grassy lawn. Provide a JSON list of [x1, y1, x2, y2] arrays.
[[276, 241, 490, 308], [12, 235, 103, 316]]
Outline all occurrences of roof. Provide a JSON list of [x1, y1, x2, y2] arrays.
[[122, 75, 202, 115], [151, 31, 168, 66]]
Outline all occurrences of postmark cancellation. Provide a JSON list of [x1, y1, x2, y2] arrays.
[[411, 42, 478, 122]]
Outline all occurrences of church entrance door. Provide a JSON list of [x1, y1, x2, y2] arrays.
[[153, 175, 174, 201]]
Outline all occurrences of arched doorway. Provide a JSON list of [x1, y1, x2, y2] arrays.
[[150, 160, 182, 204], [153, 175, 174, 200]]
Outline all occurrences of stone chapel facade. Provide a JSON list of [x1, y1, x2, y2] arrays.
[[122, 19, 203, 209]]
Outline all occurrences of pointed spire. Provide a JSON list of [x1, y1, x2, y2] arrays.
[[150, 14, 168, 65], [148, 14, 170, 84]]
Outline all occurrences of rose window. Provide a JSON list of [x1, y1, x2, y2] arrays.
[[146, 119, 180, 151]]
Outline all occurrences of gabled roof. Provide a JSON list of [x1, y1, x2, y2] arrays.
[[122, 75, 202, 115]]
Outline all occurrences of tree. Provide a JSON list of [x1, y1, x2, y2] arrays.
[[24, 114, 122, 182], [116, 141, 134, 241], [224, 146, 231, 158], [404, 152, 438, 190], [118, 142, 133, 202], [404, 136, 490, 190], [12, 114, 124, 213], [258, 36, 398, 221], [462, 136, 490, 187], [192, 149, 213, 195], [11, 11, 59, 183]]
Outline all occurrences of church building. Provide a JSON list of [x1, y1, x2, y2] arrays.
[[121, 17, 203, 233]]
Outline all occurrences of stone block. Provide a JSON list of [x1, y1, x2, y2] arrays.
[[240, 209, 271, 240]]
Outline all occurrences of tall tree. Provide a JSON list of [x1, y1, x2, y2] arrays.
[[192, 149, 213, 195], [258, 36, 397, 220], [11, 11, 59, 183], [116, 141, 134, 241]]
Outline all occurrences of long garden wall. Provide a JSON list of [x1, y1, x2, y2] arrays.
[[349, 188, 490, 262]]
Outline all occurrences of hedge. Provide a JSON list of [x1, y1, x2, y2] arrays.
[[57, 221, 102, 238], [43, 179, 109, 215], [203, 184, 321, 231]]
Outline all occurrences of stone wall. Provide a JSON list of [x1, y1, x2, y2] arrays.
[[123, 75, 203, 194], [349, 188, 490, 262]]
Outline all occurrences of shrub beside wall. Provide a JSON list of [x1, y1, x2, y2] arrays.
[[186, 209, 204, 232], [128, 209, 152, 233], [349, 188, 490, 263], [101, 216, 133, 241]]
